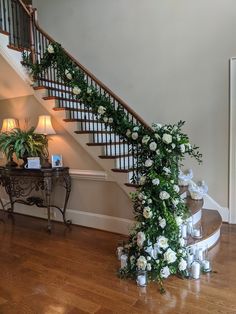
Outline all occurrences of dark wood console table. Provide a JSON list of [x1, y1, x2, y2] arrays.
[[0, 166, 72, 231]]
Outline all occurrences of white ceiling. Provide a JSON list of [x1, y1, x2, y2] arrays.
[[0, 54, 32, 100]]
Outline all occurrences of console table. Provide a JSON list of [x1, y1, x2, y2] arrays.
[[0, 166, 72, 231]]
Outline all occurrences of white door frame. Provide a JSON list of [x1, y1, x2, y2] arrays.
[[229, 57, 236, 223]]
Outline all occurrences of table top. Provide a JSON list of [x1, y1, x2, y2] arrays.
[[0, 166, 70, 178]]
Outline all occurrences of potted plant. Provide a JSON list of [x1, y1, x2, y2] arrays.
[[0, 127, 48, 167]]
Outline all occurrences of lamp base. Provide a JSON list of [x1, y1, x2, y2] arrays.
[[41, 158, 52, 169]]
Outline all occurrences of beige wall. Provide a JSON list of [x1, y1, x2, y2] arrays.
[[0, 96, 133, 219], [33, 0, 235, 207]]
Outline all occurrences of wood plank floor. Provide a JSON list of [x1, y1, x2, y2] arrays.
[[0, 211, 235, 314]]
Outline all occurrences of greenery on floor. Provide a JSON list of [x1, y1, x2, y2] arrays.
[[22, 42, 202, 292]]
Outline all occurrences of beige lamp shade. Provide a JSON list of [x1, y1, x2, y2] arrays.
[[35, 115, 56, 135], [1, 118, 18, 132]]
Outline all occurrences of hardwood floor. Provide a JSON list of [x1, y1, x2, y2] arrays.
[[0, 211, 235, 314]]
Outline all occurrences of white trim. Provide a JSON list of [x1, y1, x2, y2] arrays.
[[188, 228, 221, 251], [229, 58, 236, 223], [69, 169, 107, 181]]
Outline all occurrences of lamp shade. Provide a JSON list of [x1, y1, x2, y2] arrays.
[[1, 118, 18, 132], [35, 115, 56, 135]]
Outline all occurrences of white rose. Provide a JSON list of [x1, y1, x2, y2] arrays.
[[126, 129, 131, 137], [162, 133, 172, 144], [73, 86, 81, 95], [180, 144, 185, 153], [164, 248, 177, 264], [87, 87, 92, 94], [156, 236, 168, 249], [143, 207, 153, 219], [156, 149, 160, 155], [132, 132, 138, 140], [98, 106, 106, 115], [147, 263, 152, 271], [173, 185, 180, 193], [175, 215, 183, 226], [108, 117, 113, 124], [160, 266, 170, 279], [163, 167, 171, 175], [149, 142, 157, 151], [178, 258, 187, 271], [65, 69, 72, 80], [103, 116, 108, 123], [139, 176, 146, 185], [137, 256, 147, 270], [159, 217, 166, 229], [152, 178, 160, 186], [47, 44, 54, 53], [142, 135, 150, 144], [159, 191, 170, 200], [137, 231, 146, 247], [145, 159, 153, 168], [172, 199, 179, 207]]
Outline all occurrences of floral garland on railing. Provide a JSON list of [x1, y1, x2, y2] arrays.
[[22, 43, 202, 292]]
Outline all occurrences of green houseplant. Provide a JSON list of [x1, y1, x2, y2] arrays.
[[0, 127, 48, 167]]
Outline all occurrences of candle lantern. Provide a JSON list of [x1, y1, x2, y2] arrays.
[[191, 261, 201, 279], [136, 270, 147, 287], [116, 246, 124, 260], [120, 254, 128, 269], [191, 225, 203, 239]]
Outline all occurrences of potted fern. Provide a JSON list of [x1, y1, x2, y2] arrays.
[[0, 127, 48, 167]]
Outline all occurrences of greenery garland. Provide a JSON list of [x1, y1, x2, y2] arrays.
[[22, 43, 202, 292]]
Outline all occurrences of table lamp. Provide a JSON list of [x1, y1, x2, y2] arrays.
[[1, 118, 19, 167], [35, 115, 56, 168]]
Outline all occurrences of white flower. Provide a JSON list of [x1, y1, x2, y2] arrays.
[[179, 238, 186, 247], [147, 199, 152, 204], [131, 132, 138, 140], [160, 266, 170, 278], [173, 185, 180, 193], [138, 193, 146, 200], [163, 167, 171, 175], [159, 191, 170, 200], [139, 176, 146, 185], [73, 86, 81, 95], [149, 142, 157, 151], [153, 123, 162, 130], [108, 117, 113, 124], [162, 133, 172, 144], [145, 159, 153, 168], [156, 236, 168, 249], [98, 106, 106, 115], [87, 87, 92, 94], [156, 149, 160, 155], [172, 143, 176, 149], [180, 144, 185, 153], [47, 44, 54, 53], [159, 217, 166, 229], [164, 248, 177, 264], [65, 69, 72, 80], [175, 215, 183, 226], [152, 178, 160, 186], [143, 207, 153, 219], [172, 199, 179, 207], [133, 126, 139, 132], [103, 116, 108, 123], [177, 135, 181, 141], [142, 135, 150, 144], [126, 129, 131, 137], [147, 263, 152, 271], [178, 258, 187, 271], [137, 256, 147, 270], [137, 232, 146, 247]]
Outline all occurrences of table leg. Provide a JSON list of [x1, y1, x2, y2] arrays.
[[44, 177, 52, 232]]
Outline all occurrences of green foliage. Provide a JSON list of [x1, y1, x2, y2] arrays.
[[22, 42, 203, 292], [0, 127, 48, 161]]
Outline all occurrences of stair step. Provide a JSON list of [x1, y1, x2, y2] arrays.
[[0, 29, 10, 36], [99, 153, 131, 159], [37, 77, 68, 88], [187, 209, 222, 249], [87, 141, 126, 147], [64, 118, 98, 123]]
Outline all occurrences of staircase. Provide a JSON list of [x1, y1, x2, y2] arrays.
[[0, 0, 222, 252]]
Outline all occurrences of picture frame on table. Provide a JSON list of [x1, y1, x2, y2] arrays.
[[51, 154, 63, 168]]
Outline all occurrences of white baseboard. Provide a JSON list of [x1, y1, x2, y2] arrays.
[[3, 200, 133, 235]]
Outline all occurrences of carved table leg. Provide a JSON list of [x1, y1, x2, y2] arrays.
[[44, 176, 52, 232], [62, 173, 72, 226]]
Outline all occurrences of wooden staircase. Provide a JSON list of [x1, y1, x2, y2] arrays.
[[0, 0, 222, 251]]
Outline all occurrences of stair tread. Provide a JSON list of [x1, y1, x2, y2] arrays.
[[75, 130, 116, 135], [187, 209, 222, 247], [43, 96, 82, 103], [99, 153, 131, 159], [186, 196, 203, 216], [64, 118, 99, 123], [87, 141, 126, 146]]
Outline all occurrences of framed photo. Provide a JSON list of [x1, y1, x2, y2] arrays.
[[51, 154, 63, 168]]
